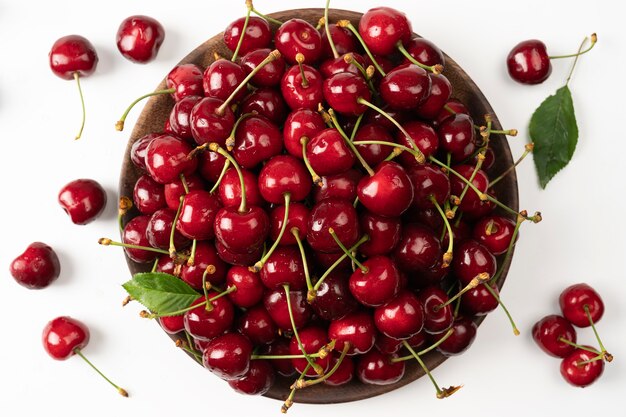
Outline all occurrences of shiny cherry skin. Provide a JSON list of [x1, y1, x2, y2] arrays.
[[307, 198, 360, 253], [260, 246, 306, 290], [310, 270, 358, 321], [283, 109, 326, 158], [155, 254, 177, 276], [452, 239, 496, 285], [183, 294, 234, 341], [214, 205, 269, 254], [290, 326, 331, 376], [203, 59, 247, 102], [313, 169, 362, 203], [353, 123, 394, 167], [507, 39, 551, 85], [263, 288, 312, 330], [130, 133, 160, 171], [176, 190, 221, 240], [159, 315, 184, 335], [403, 37, 445, 67], [328, 310, 376, 355], [374, 290, 424, 339], [275, 19, 322, 64], [380, 64, 431, 110], [441, 220, 471, 252], [258, 155, 312, 204], [397, 121, 439, 168], [226, 266, 264, 308], [145, 134, 198, 184], [560, 347, 604, 387], [319, 53, 367, 78], [122, 215, 157, 263], [349, 256, 401, 307], [434, 99, 469, 127], [358, 7, 412, 56], [116, 15, 165, 63], [358, 161, 414, 218], [407, 164, 450, 210], [180, 242, 227, 288], [356, 349, 405, 385], [241, 48, 286, 87], [358, 211, 401, 257], [324, 353, 355, 386], [166, 64, 204, 101], [269, 203, 309, 246], [473, 215, 517, 255], [146, 208, 190, 250], [58, 179, 107, 225], [10, 242, 61, 289], [461, 282, 499, 316], [473, 147, 496, 171], [218, 167, 263, 210], [320, 24, 357, 59], [163, 174, 204, 211], [189, 97, 235, 146], [169, 95, 201, 139], [240, 88, 288, 125], [49, 35, 98, 79], [416, 73, 452, 120], [42, 316, 89, 360], [263, 339, 296, 377], [323, 72, 371, 116], [433, 317, 477, 356], [418, 286, 454, 334], [393, 223, 441, 272], [203, 332, 253, 380], [223, 16, 272, 55], [559, 283, 604, 327], [133, 174, 166, 215], [532, 314, 577, 358], [238, 305, 277, 345], [306, 128, 356, 177], [228, 359, 275, 395], [449, 164, 490, 214], [438, 114, 476, 162], [232, 116, 283, 169], [280, 64, 324, 111], [216, 241, 263, 266], [199, 150, 227, 183]]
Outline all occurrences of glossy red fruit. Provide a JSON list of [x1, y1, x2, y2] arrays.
[[433, 317, 477, 356], [228, 359, 275, 395], [407, 164, 450, 210], [180, 242, 227, 288], [290, 326, 331, 377], [163, 174, 204, 211], [380, 64, 431, 110], [199, 151, 227, 183], [418, 286, 454, 334], [130, 133, 160, 171], [472, 215, 517, 255], [203, 333, 253, 380], [189, 97, 235, 146], [559, 283, 604, 327], [357, 161, 414, 218], [214, 206, 269, 254], [283, 109, 326, 159], [216, 241, 263, 266], [403, 37, 445, 67], [280, 64, 324, 111], [560, 347, 604, 387], [393, 223, 441, 272], [374, 290, 424, 339], [356, 349, 405, 385], [449, 164, 490, 214], [461, 282, 499, 316], [274, 19, 322, 64], [203, 59, 247, 102], [166, 64, 204, 101], [320, 24, 356, 59], [159, 315, 184, 334], [263, 339, 296, 377], [10, 242, 61, 289], [353, 123, 394, 168], [49, 35, 98, 79], [183, 294, 234, 341], [358, 7, 412, 56], [116, 15, 165, 63], [313, 169, 362, 203], [176, 190, 221, 240], [349, 256, 401, 307], [319, 53, 366, 78], [232, 116, 284, 169], [324, 353, 355, 386], [306, 128, 356, 177], [226, 266, 264, 308], [532, 315, 577, 358], [415, 73, 452, 120], [42, 316, 89, 360], [323, 72, 371, 116], [241, 48, 286, 87], [452, 239, 496, 285], [310, 270, 358, 321], [263, 288, 312, 330], [122, 215, 157, 263], [133, 174, 166, 215], [58, 179, 107, 225], [260, 246, 306, 290], [218, 167, 263, 210], [224, 16, 272, 55], [397, 121, 439, 167], [258, 155, 312, 204], [269, 203, 309, 246], [240, 88, 288, 125], [145, 134, 198, 184], [307, 198, 360, 253], [358, 211, 401, 257], [238, 305, 277, 346], [328, 310, 376, 355], [438, 114, 476, 162], [146, 208, 189, 250], [507, 39, 551, 85]]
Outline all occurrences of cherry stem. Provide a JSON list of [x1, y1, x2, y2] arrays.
[[117, 196, 133, 232], [116, 88, 175, 131], [231, 5, 252, 62], [210, 143, 247, 213], [169, 195, 184, 257], [281, 363, 310, 413], [549, 33, 597, 60], [295, 53, 310, 88], [187, 239, 197, 266], [311, 234, 369, 294], [149, 259, 158, 273], [343, 54, 377, 92], [328, 228, 367, 272], [392, 328, 455, 362], [577, 354, 605, 367], [337, 20, 385, 76], [216, 50, 281, 115], [557, 337, 602, 356], [324, 0, 339, 58], [584, 305, 611, 360], [490, 143, 534, 187], [247, 0, 283, 26], [400, 340, 444, 398], [430, 196, 453, 267], [300, 137, 322, 186], [327, 108, 374, 176], [73, 73, 86, 140], [297, 343, 350, 388], [444, 105, 516, 136], [250, 193, 292, 272], [282, 283, 323, 375], [353, 140, 421, 160], [209, 159, 231, 194], [396, 41, 443, 74], [201, 264, 216, 304], [176, 340, 203, 363], [73, 349, 128, 397], [482, 283, 520, 336], [489, 214, 525, 284], [435, 272, 490, 311], [356, 98, 426, 164], [565, 35, 595, 86], [98, 238, 170, 256], [291, 227, 314, 300], [251, 352, 323, 360], [350, 113, 364, 141], [226, 112, 257, 151]]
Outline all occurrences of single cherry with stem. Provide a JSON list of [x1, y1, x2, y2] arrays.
[[116, 15, 165, 63], [10, 242, 61, 289], [532, 314, 578, 358], [560, 347, 605, 387], [58, 179, 107, 225]]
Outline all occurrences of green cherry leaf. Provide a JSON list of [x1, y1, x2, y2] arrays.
[[122, 272, 200, 315], [529, 85, 579, 189]]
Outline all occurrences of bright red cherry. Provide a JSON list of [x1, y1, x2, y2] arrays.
[[393, 223, 441, 272], [356, 349, 405, 385], [203, 333, 253, 380], [403, 37, 445, 67], [183, 294, 235, 341], [166, 64, 204, 101], [232, 115, 284, 169], [216, 240, 263, 266], [358, 161, 414, 218], [507, 40, 551, 85], [237, 305, 277, 345], [58, 179, 107, 225], [397, 121, 439, 169], [145, 134, 198, 184], [452, 240, 496, 285], [280, 64, 324, 111], [176, 190, 221, 240], [374, 290, 424, 339], [42, 316, 89, 360], [532, 314, 577, 358], [49, 35, 98, 80], [121, 215, 157, 263], [380, 64, 431, 110], [358, 211, 401, 257], [274, 19, 322, 64], [358, 7, 412, 56], [163, 174, 204, 211], [159, 315, 184, 335], [226, 266, 264, 308], [133, 175, 166, 215], [214, 205, 269, 254], [560, 347, 605, 387], [353, 123, 394, 167], [323, 72, 371, 116], [269, 203, 309, 246], [313, 169, 362, 203], [310, 270, 358, 321], [559, 283, 604, 327], [418, 286, 454, 334], [460, 282, 499, 316], [449, 164, 490, 214], [416, 73, 452, 120], [116, 15, 165, 63], [306, 128, 356, 177], [224, 16, 272, 56], [407, 164, 450, 210], [218, 167, 264, 210], [438, 114, 476, 162], [472, 215, 517, 255], [259, 246, 306, 290], [189, 97, 235, 146], [307, 198, 360, 253], [240, 88, 288, 125], [130, 133, 159, 171], [433, 317, 477, 356], [228, 359, 275, 395], [349, 256, 401, 307], [263, 288, 312, 331], [241, 48, 286, 87], [320, 24, 357, 59], [203, 59, 247, 102], [324, 353, 355, 386], [10, 242, 61, 289], [283, 109, 326, 159], [328, 310, 376, 355], [146, 208, 189, 250], [180, 242, 227, 289], [258, 155, 312, 204]]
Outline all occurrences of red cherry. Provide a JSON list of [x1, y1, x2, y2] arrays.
[[356, 349, 405, 385], [560, 348, 604, 387], [472, 215, 517, 255], [263, 288, 312, 331], [228, 359, 275, 395], [532, 315, 577, 358], [232, 116, 284, 169], [374, 290, 424, 339], [203, 59, 247, 102], [238, 305, 277, 345], [290, 326, 331, 377], [306, 128, 356, 177], [259, 246, 306, 290], [10, 242, 61, 289], [396, 121, 439, 168], [275, 19, 322, 64], [183, 294, 234, 341], [407, 164, 450, 210], [122, 215, 157, 263], [263, 339, 296, 377], [452, 239, 496, 285], [49, 35, 98, 80], [218, 167, 264, 210], [559, 283, 604, 327], [353, 123, 394, 167], [380, 64, 431, 110], [241, 48, 286, 87], [349, 256, 401, 307], [358, 211, 401, 257], [240, 88, 288, 125], [415, 73, 452, 120], [166, 64, 204, 101], [358, 7, 412, 56], [449, 164, 490, 214], [320, 24, 357, 59], [223, 16, 272, 55], [258, 155, 312, 204], [280, 64, 324, 111], [418, 286, 454, 334], [460, 282, 499, 316], [176, 190, 221, 240], [269, 203, 309, 246], [58, 179, 107, 225], [189, 97, 235, 146], [130, 133, 160, 171], [310, 270, 358, 321], [133, 175, 165, 215], [402, 37, 445, 67], [214, 205, 269, 254], [42, 316, 89, 360], [328, 310, 376, 355], [433, 317, 477, 356], [159, 315, 184, 335], [226, 266, 264, 308], [145, 134, 198, 184], [146, 208, 190, 250], [203, 333, 253, 380], [357, 161, 414, 218], [323, 72, 371, 116], [313, 169, 362, 203], [216, 241, 263, 266], [283, 109, 326, 159], [393, 223, 441, 272], [307, 198, 360, 253], [324, 353, 355, 386], [163, 174, 204, 211], [438, 114, 476, 162], [507, 40, 552, 85], [180, 242, 227, 289], [116, 15, 165, 63]]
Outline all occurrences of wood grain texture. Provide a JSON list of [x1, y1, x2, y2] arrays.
[[119, 8, 519, 405]]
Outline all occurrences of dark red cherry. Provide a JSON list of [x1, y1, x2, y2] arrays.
[[199, 150, 227, 183], [203, 332, 252, 380], [313, 169, 362, 203], [169, 95, 201, 140], [203, 59, 247, 102], [324, 353, 355, 386], [49, 35, 98, 79], [238, 305, 277, 346], [356, 349, 405, 385], [166, 64, 204, 101], [416, 258, 450, 287], [260, 246, 306, 290], [434, 99, 469, 127], [374, 290, 424, 339], [218, 167, 263, 210], [159, 315, 184, 335], [472, 215, 517, 255], [283, 109, 326, 158], [358, 211, 401, 257], [407, 164, 450, 210], [323, 72, 371, 116], [349, 256, 401, 307], [461, 282, 499, 316], [241, 48, 286, 87], [310, 270, 358, 321], [532, 314, 577, 358], [133, 174, 166, 215], [176, 190, 221, 240], [10, 242, 61, 289], [42, 316, 89, 360], [415, 73, 452, 120], [223, 16, 272, 55], [258, 155, 312, 203], [472, 147, 496, 171], [280, 64, 323, 111], [441, 221, 471, 253], [449, 164, 490, 214], [364, 106, 409, 132], [145, 134, 198, 184], [306, 128, 356, 177], [214, 206, 269, 254], [358, 7, 412, 56], [358, 161, 414, 218], [375, 333, 403, 355], [183, 294, 234, 341], [452, 240, 496, 285], [122, 215, 157, 263], [433, 317, 477, 356], [180, 242, 227, 289], [116, 15, 165, 63], [269, 203, 309, 246], [232, 116, 283, 169], [290, 326, 331, 377], [146, 208, 190, 250], [418, 286, 453, 334], [240, 88, 288, 125], [226, 266, 264, 308], [275, 19, 322, 64], [163, 174, 204, 211], [438, 114, 476, 162], [352, 123, 394, 167], [403, 37, 445, 67], [313, 250, 352, 273], [190, 97, 235, 146], [380, 64, 431, 110], [130, 133, 159, 171], [320, 24, 357, 59], [507, 40, 551, 85], [263, 288, 312, 331], [393, 223, 441, 272], [263, 339, 296, 377], [307, 198, 360, 253], [58, 179, 107, 225], [328, 310, 376, 355], [216, 241, 263, 266], [559, 283, 604, 327], [560, 348, 604, 387], [319, 53, 367, 78], [155, 254, 178, 276], [397, 121, 439, 168], [228, 359, 275, 395]]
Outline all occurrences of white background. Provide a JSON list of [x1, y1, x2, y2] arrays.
[[0, 0, 624, 415]]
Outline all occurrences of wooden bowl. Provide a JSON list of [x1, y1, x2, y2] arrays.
[[119, 8, 519, 405]]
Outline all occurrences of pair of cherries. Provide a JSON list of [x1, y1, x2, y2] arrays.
[[532, 283, 611, 387]]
